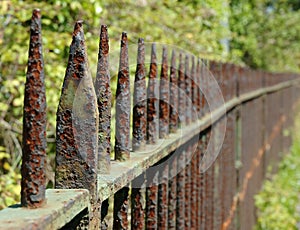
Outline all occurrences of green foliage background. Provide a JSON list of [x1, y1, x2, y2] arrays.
[[0, 0, 300, 212]]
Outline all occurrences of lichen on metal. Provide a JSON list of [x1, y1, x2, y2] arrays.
[[21, 8, 47, 209], [55, 21, 99, 228], [132, 38, 147, 151], [0, 189, 90, 230], [115, 32, 131, 161], [147, 43, 159, 144], [159, 46, 170, 139], [95, 24, 111, 174], [169, 50, 178, 134]]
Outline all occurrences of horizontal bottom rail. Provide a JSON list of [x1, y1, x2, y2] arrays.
[[98, 79, 300, 200], [0, 189, 89, 230]]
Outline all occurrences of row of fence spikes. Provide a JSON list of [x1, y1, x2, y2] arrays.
[[20, 8, 206, 210]]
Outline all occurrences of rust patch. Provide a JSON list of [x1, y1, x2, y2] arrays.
[[21, 9, 47, 209], [131, 174, 145, 229]]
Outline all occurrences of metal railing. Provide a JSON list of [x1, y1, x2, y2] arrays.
[[0, 9, 300, 230]]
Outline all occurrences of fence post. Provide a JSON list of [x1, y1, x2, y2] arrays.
[[55, 21, 99, 228], [21, 8, 47, 208]]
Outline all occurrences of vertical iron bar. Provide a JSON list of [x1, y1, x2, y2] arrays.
[[95, 24, 111, 174], [131, 174, 145, 230], [146, 169, 159, 229], [55, 21, 99, 228], [101, 199, 109, 229], [21, 9, 47, 208], [176, 147, 185, 229], [178, 53, 186, 126], [132, 38, 147, 151], [185, 55, 191, 125], [113, 187, 129, 229], [115, 32, 130, 161], [169, 50, 178, 133], [168, 154, 177, 229], [159, 46, 169, 138], [147, 43, 159, 144], [158, 161, 169, 229], [190, 138, 198, 229], [184, 145, 191, 229]]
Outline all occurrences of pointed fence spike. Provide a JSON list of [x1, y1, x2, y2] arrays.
[[132, 38, 147, 151], [95, 24, 111, 173], [115, 32, 130, 161], [21, 8, 47, 208], [169, 50, 178, 133], [159, 46, 169, 138], [185, 55, 191, 125], [147, 43, 159, 144], [191, 56, 197, 122], [55, 21, 99, 228], [178, 53, 186, 126]]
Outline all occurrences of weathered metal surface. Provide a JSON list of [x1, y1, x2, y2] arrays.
[[132, 38, 147, 151], [168, 154, 177, 229], [131, 174, 145, 230], [113, 187, 129, 230], [185, 55, 192, 125], [169, 50, 178, 133], [0, 189, 89, 230], [178, 53, 186, 126], [158, 160, 169, 229], [21, 9, 47, 208], [115, 32, 131, 161], [147, 43, 159, 144], [95, 24, 111, 174], [146, 169, 159, 229], [176, 146, 185, 229], [159, 46, 170, 138], [191, 56, 198, 122], [55, 21, 99, 228]]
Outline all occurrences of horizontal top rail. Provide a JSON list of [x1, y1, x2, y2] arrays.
[[0, 189, 89, 230], [97, 78, 300, 200]]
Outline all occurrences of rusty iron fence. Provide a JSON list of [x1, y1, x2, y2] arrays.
[[1, 9, 300, 230]]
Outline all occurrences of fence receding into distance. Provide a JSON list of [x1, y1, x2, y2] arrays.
[[0, 9, 300, 230]]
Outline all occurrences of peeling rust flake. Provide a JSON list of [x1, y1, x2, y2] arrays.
[[21, 9, 47, 209]]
